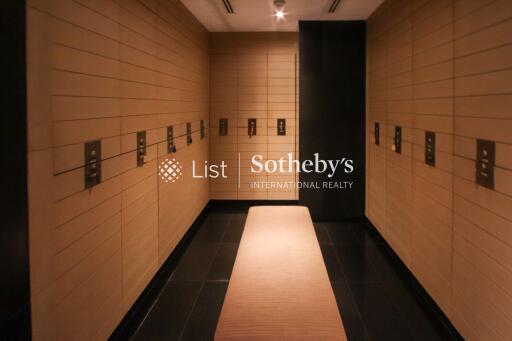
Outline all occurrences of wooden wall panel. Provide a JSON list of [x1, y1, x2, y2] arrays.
[[367, 16, 387, 235], [452, 0, 512, 338], [410, 0, 454, 316], [27, 0, 209, 339], [367, 0, 512, 339], [385, 6, 414, 267], [210, 33, 298, 200]]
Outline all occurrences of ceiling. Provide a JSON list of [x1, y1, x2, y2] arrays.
[[181, 0, 384, 32]]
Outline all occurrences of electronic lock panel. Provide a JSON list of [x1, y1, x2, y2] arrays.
[[277, 118, 286, 135], [219, 118, 228, 136], [84, 140, 101, 189], [167, 126, 176, 153], [187, 122, 192, 145], [248, 118, 256, 137], [425, 131, 435, 166], [476, 139, 495, 189], [394, 126, 401, 154], [136, 131, 146, 167], [374, 122, 379, 145]]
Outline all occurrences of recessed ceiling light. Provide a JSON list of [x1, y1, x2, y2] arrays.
[[274, 0, 286, 20]]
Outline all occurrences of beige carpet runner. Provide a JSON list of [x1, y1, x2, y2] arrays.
[[215, 206, 346, 340]]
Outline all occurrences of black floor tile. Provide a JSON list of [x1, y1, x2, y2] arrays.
[[320, 244, 345, 281], [314, 223, 331, 244], [365, 243, 409, 285], [333, 244, 381, 283], [383, 282, 456, 341], [170, 242, 220, 281], [222, 217, 246, 243], [349, 283, 415, 341], [179, 281, 228, 341], [230, 212, 248, 221], [192, 213, 231, 243], [325, 222, 362, 245], [331, 281, 370, 341], [206, 243, 239, 280], [352, 221, 386, 245], [132, 281, 202, 341]]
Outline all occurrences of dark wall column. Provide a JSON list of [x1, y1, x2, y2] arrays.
[[0, 0, 31, 338], [299, 21, 366, 220]]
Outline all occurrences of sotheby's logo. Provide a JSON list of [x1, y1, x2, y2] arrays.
[[251, 153, 353, 177]]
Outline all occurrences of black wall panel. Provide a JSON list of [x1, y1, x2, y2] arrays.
[[0, 0, 31, 338], [299, 21, 366, 220]]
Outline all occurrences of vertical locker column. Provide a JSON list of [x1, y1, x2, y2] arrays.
[[267, 34, 298, 200], [367, 8, 388, 234], [384, 7, 414, 267], [410, 0, 454, 317], [157, 118, 209, 264], [156, 5, 211, 266], [210, 46, 239, 200], [237, 35, 269, 200], [46, 1, 125, 339], [118, 2, 159, 314]]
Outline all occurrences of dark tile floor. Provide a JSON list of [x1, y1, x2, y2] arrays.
[[131, 205, 462, 341]]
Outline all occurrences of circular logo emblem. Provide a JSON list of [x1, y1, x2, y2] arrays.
[[159, 158, 182, 183]]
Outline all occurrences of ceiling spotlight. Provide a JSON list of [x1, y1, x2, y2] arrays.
[[274, 0, 286, 20]]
